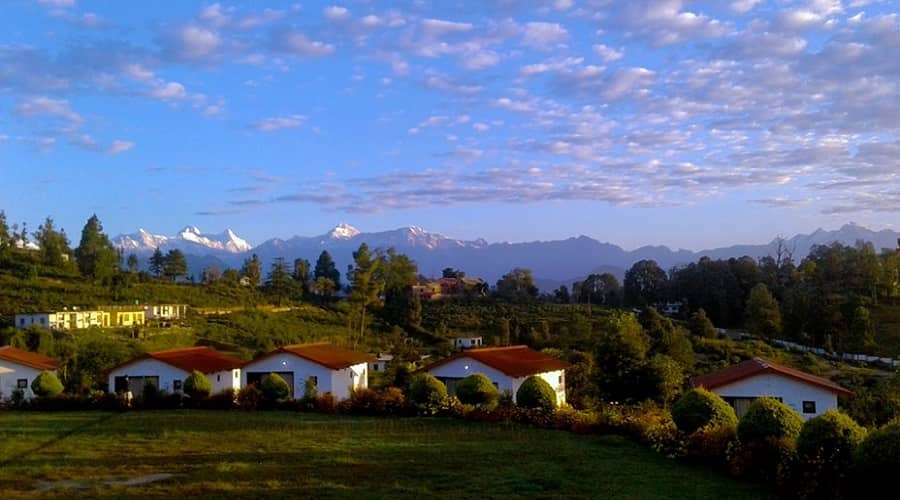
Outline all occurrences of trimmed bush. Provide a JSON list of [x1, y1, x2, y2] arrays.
[[408, 373, 448, 415], [854, 422, 900, 496], [31, 371, 63, 397], [260, 373, 291, 403], [737, 397, 803, 442], [684, 424, 737, 467], [672, 388, 738, 434], [455, 373, 499, 407], [516, 376, 557, 411], [183, 370, 213, 399], [732, 398, 802, 484], [793, 410, 865, 499]]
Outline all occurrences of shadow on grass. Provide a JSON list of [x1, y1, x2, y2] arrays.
[[0, 412, 121, 469]]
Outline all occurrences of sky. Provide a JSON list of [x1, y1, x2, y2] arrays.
[[0, 0, 898, 251]]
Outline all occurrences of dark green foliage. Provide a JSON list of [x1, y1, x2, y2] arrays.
[[456, 373, 499, 407], [573, 273, 622, 307], [31, 370, 64, 397], [149, 247, 165, 277], [408, 373, 448, 415], [495, 268, 539, 302], [738, 397, 803, 442], [624, 260, 667, 307], [794, 410, 865, 499], [241, 254, 262, 288], [237, 385, 262, 410], [516, 375, 557, 410], [688, 309, 718, 338], [744, 284, 782, 338], [183, 370, 213, 399], [314, 251, 341, 291], [74, 215, 119, 283], [264, 257, 296, 305], [644, 355, 685, 406], [593, 313, 652, 402], [348, 243, 383, 339], [33, 217, 71, 268], [672, 388, 738, 434], [260, 373, 291, 402], [854, 422, 900, 496], [162, 249, 188, 282], [293, 258, 311, 298]]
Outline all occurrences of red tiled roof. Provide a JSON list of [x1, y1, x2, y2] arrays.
[[250, 343, 374, 370], [690, 357, 852, 396], [426, 345, 571, 378], [0, 346, 59, 371], [114, 347, 243, 374]]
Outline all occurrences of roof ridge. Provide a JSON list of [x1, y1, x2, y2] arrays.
[[150, 346, 210, 355], [466, 345, 528, 352]]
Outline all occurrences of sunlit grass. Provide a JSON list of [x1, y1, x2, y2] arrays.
[[0, 411, 770, 498]]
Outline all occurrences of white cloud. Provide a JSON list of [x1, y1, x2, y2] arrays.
[[730, 0, 761, 14], [324, 6, 351, 21], [108, 140, 134, 154], [276, 30, 336, 57], [37, 0, 74, 7], [421, 18, 474, 38], [593, 44, 623, 62], [473, 122, 490, 132], [521, 22, 568, 49], [251, 115, 306, 131], [148, 81, 188, 100], [175, 25, 222, 59], [16, 97, 83, 124]]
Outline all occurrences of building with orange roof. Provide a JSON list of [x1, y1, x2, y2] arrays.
[[242, 343, 373, 400], [425, 345, 571, 405], [690, 357, 852, 419], [0, 346, 60, 399], [107, 346, 243, 397]]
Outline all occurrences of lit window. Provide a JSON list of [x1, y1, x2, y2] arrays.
[[802, 401, 816, 414]]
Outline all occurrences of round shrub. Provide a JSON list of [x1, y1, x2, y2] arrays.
[[672, 388, 738, 434], [237, 385, 262, 410], [31, 371, 63, 397], [854, 422, 900, 496], [260, 373, 291, 402], [738, 397, 803, 443], [516, 376, 557, 411], [455, 373, 499, 407], [794, 410, 865, 499], [408, 373, 448, 415], [183, 370, 213, 399]]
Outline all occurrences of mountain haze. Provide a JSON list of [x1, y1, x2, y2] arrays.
[[111, 222, 900, 290]]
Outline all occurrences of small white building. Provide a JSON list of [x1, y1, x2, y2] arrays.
[[452, 336, 484, 350], [145, 304, 188, 321], [15, 309, 110, 330], [425, 345, 570, 405], [369, 353, 394, 374], [0, 346, 60, 399], [691, 357, 852, 420], [108, 346, 242, 397], [242, 343, 372, 400]]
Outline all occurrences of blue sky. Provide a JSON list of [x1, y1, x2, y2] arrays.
[[1, 0, 898, 250]]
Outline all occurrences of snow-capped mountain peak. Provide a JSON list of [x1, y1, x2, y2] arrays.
[[329, 223, 361, 240], [112, 226, 251, 254]]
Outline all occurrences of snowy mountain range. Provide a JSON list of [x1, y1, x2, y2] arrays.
[[111, 222, 900, 290]]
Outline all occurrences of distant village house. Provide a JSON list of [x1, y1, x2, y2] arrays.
[[0, 346, 60, 399], [108, 347, 242, 397]]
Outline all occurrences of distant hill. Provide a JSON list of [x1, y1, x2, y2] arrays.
[[111, 222, 900, 290]]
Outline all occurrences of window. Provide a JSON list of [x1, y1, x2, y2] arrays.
[[17, 379, 28, 389], [372, 364, 379, 371], [19, 318, 25, 326], [802, 401, 817, 414], [310, 376, 318, 386], [173, 380, 183, 392], [40, 317, 46, 324], [217, 374, 221, 382], [558, 375, 563, 384]]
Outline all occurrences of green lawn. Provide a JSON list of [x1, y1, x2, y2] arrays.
[[0, 411, 769, 499]]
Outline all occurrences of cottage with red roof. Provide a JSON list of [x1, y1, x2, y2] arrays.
[[690, 357, 852, 420], [425, 345, 571, 405], [107, 347, 243, 397], [242, 343, 373, 400], [0, 346, 61, 399]]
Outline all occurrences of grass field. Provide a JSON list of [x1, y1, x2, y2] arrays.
[[0, 411, 769, 499]]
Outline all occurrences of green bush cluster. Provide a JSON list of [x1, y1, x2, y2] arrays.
[[671, 388, 738, 434], [516, 376, 557, 411], [455, 373, 499, 407], [183, 370, 213, 399], [407, 373, 448, 415]]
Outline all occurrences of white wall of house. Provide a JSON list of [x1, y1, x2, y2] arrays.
[[709, 373, 839, 420], [146, 305, 188, 320], [0, 362, 49, 399], [241, 353, 368, 400], [427, 357, 566, 405], [107, 359, 240, 396], [453, 337, 483, 349]]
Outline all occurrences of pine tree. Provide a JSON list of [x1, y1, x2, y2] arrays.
[[241, 254, 262, 288], [314, 250, 341, 290], [74, 214, 119, 283], [744, 283, 783, 338], [293, 258, 311, 298], [149, 247, 165, 277], [126, 253, 140, 273], [0, 210, 10, 250], [265, 257, 295, 306], [162, 249, 188, 282], [347, 243, 383, 341], [33, 217, 70, 267]]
